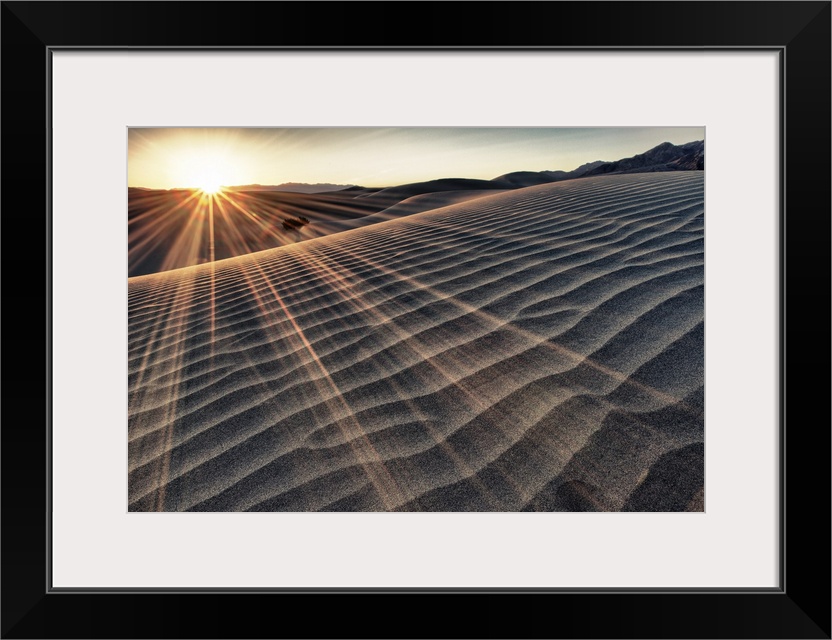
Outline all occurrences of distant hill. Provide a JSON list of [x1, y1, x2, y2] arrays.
[[584, 141, 704, 176], [335, 185, 383, 197], [493, 160, 607, 188], [226, 182, 355, 194], [349, 177, 507, 209], [490, 140, 704, 188], [391, 141, 703, 196]]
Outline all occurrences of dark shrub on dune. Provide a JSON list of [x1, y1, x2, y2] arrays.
[[281, 217, 310, 231]]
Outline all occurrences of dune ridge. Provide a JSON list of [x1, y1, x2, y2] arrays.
[[128, 172, 704, 512]]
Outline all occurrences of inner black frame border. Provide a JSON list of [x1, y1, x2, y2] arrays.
[[2, 2, 829, 638]]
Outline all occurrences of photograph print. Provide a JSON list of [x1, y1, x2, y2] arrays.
[[127, 127, 705, 512]]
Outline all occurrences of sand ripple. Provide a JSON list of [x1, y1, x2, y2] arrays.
[[128, 173, 704, 511]]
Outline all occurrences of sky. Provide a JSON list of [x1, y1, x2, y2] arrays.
[[128, 127, 704, 190]]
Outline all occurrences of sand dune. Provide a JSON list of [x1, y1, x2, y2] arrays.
[[352, 177, 505, 207], [127, 188, 389, 277], [340, 189, 510, 228], [128, 172, 704, 512], [128, 186, 505, 277]]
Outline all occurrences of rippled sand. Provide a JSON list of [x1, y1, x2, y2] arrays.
[[128, 172, 704, 512]]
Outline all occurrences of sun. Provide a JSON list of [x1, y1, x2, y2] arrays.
[[199, 180, 223, 195]]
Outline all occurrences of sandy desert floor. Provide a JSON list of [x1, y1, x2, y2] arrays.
[[128, 172, 704, 512]]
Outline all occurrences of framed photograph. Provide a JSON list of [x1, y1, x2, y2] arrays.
[[124, 125, 707, 516], [3, 1, 829, 638]]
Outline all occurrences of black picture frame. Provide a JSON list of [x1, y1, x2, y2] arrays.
[[2, 2, 829, 638]]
